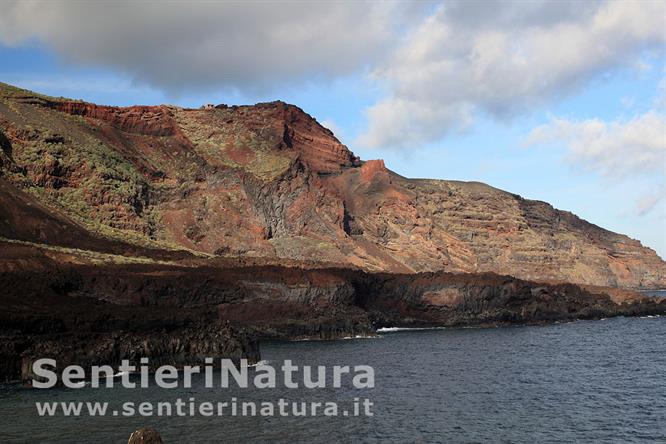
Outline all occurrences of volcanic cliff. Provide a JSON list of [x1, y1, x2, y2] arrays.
[[1, 82, 665, 383], [0, 82, 662, 288]]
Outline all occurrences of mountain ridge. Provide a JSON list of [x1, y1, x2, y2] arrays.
[[0, 82, 663, 288]]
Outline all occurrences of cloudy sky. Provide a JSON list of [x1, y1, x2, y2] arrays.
[[1, 0, 665, 257]]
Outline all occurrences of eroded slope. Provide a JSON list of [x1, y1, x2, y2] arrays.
[[0, 82, 663, 287]]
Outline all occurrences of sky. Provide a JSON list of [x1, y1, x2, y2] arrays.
[[0, 0, 664, 258]]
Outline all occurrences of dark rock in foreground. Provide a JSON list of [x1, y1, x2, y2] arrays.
[[128, 427, 163, 444], [0, 239, 663, 383], [9, 322, 259, 385]]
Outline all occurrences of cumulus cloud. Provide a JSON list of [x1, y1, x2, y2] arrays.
[[1, 0, 664, 153], [524, 111, 666, 177], [0, 1, 426, 95], [524, 109, 666, 216], [358, 0, 666, 149]]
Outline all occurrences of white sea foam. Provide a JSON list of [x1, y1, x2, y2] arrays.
[[376, 326, 446, 333], [292, 334, 381, 341], [339, 335, 381, 340]]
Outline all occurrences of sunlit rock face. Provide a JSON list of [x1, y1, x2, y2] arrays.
[[0, 82, 664, 288]]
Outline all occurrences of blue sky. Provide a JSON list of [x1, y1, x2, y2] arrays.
[[1, 1, 664, 257]]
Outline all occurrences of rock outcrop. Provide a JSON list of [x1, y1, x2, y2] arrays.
[[128, 428, 163, 444], [1, 238, 663, 383], [0, 82, 663, 287]]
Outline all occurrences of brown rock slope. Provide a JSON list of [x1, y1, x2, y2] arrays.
[[0, 82, 663, 288]]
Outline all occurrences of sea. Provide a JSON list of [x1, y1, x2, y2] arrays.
[[0, 307, 664, 443]]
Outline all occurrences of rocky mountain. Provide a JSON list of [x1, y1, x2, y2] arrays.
[[0, 82, 663, 288], [1, 82, 665, 384]]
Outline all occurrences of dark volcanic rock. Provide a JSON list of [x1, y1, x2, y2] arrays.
[[128, 427, 163, 444], [0, 258, 261, 383], [354, 272, 666, 328], [16, 323, 259, 384], [0, 241, 663, 383]]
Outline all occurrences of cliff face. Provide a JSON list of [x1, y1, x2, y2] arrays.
[[1, 238, 664, 383], [0, 82, 664, 288]]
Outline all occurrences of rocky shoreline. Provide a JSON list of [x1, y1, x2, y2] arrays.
[[1, 250, 663, 384]]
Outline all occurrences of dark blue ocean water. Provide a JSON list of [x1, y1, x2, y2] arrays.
[[1, 316, 664, 443]]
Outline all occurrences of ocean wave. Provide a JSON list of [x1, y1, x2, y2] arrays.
[[376, 326, 446, 333], [339, 335, 382, 340]]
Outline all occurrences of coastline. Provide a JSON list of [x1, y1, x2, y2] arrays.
[[2, 252, 664, 385]]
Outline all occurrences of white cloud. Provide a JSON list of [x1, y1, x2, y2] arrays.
[[524, 111, 666, 177], [358, 0, 666, 149], [524, 108, 666, 216], [1, 0, 664, 155], [0, 1, 427, 95]]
